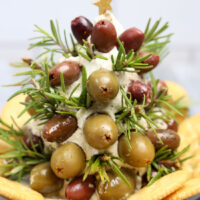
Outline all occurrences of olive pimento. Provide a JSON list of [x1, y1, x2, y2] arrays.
[[30, 162, 63, 194], [66, 175, 96, 200], [43, 115, 77, 143], [138, 52, 160, 74], [87, 69, 119, 102], [146, 129, 180, 150], [166, 118, 178, 132], [97, 168, 135, 200], [50, 142, 86, 179], [148, 80, 168, 97], [91, 20, 117, 53], [118, 132, 155, 168], [118, 27, 145, 53], [83, 114, 118, 149], [23, 130, 43, 152], [128, 80, 152, 104], [49, 61, 81, 86], [71, 16, 93, 44]]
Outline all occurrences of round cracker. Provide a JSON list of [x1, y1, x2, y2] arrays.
[[0, 176, 44, 200], [166, 81, 189, 103], [178, 114, 200, 178], [0, 94, 30, 130], [193, 163, 200, 178], [0, 139, 14, 154], [163, 178, 200, 200], [128, 170, 189, 200], [0, 94, 31, 153], [166, 81, 189, 123]]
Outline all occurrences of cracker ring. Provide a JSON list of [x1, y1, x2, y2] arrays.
[[0, 94, 30, 154], [178, 114, 200, 178], [128, 170, 189, 200], [164, 178, 200, 200], [165, 81, 189, 123], [0, 94, 30, 130], [0, 176, 44, 200]]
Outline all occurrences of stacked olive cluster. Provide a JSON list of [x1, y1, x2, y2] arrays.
[[24, 15, 181, 200]]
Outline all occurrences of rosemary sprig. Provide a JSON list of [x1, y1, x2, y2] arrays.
[[116, 80, 184, 146], [142, 18, 173, 56], [83, 154, 131, 187], [147, 145, 192, 186], [0, 119, 50, 181], [173, 97, 189, 111], [78, 66, 90, 108], [146, 73, 184, 123], [4, 58, 45, 87], [78, 40, 108, 62], [29, 20, 78, 59], [8, 62, 87, 124], [10, 61, 29, 68], [112, 39, 152, 73], [116, 86, 158, 145]]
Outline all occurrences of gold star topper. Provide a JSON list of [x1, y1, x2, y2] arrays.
[[93, 0, 113, 15]]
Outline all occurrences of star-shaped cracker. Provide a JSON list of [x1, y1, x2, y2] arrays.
[[93, 0, 112, 15]]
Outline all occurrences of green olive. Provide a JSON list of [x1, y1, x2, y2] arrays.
[[87, 69, 119, 102], [97, 168, 135, 200], [118, 132, 155, 168], [30, 162, 63, 194], [83, 114, 118, 149], [50, 142, 86, 179]]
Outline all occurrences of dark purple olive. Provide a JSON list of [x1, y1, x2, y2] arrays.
[[49, 61, 81, 86], [43, 115, 77, 143], [166, 118, 178, 132], [138, 52, 160, 74], [148, 80, 168, 97], [118, 27, 145, 53], [23, 130, 43, 152], [71, 16, 93, 44], [146, 129, 180, 151], [66, 175, 96, 200], [91, 20, 117, 53], [128, 81, 152, 104]]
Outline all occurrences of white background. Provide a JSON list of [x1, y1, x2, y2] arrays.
[[0, 0, 200, 115]]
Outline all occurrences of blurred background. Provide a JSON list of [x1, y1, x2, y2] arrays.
[[0, 0, 200, 115]]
